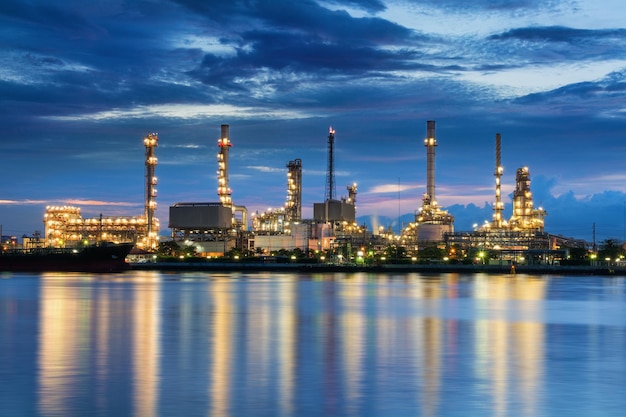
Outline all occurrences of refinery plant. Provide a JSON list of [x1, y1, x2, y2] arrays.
[[29, 119, 588, 266], [42, 133, 161, 251], [168, 125, 249, 255]]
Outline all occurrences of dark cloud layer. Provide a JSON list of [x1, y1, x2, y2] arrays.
[[489, 26, 626, 43]]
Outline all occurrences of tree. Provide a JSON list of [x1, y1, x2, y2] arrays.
[[565, 246, 588, 261], [385, 244, 407, 260], [157, 240, 180, 257], [157, 241, 197, 258], [419, 246, 445, 261], [597, 239, 623, 261]]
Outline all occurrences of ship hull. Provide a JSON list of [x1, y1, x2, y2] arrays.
[[0, 243, 134, 273]]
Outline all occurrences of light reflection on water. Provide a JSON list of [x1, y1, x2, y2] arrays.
[[0, 272, 624, 417]]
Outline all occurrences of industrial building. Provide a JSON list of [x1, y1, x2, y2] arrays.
[[313, 128, 368, 260], [251, 158, 303, 236], [247, 126, 367, 256], [443, 133, 568, 265], [224, 119, 574, 263], [312, 127, 357, 227], [43, 133, 160, 250], [400, 120, 455, 252], [168, 124, 248, 255], [31, 111, 590, 263]]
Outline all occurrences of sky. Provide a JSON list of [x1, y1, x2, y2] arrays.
[[1, 0, 626, 243]]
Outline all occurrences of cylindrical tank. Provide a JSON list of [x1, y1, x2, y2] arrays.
[[417, 223, 453, 242]]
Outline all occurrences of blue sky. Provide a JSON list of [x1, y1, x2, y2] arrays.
[[1, 0, 626, 243]]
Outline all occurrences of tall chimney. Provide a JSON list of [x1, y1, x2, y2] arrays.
[[424, 120, 437, 202], [217, 124, 232, 206], [493, 133, 504, 228], [325, 127, 336, 201]]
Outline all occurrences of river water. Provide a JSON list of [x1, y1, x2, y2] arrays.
[[1, 271, 624, 417]]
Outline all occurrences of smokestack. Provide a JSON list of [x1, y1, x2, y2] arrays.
[[325, 127, 336, 201], [493, 133, 504, 228], [143, 132, 158, 249], [424, 120, 437, 201], [217, 124, 232, 206]]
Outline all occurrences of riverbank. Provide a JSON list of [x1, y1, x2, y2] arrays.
[[129, 261, 624, 275]]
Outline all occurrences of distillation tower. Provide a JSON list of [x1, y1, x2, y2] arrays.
[[249, 158, 310, 252], [252, 158, 303, 234], [402, 120, 454, 246], [143, 132, 160, 249], [481, 133, 546, 233], [285, 158, 302, 223], [346, 183, 357, 206], [445, 133, 553, 261], [509, 167, 546, 231]]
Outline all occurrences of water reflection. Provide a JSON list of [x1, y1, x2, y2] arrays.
[[38, 275, 83, 416], [37, 272, 162, 417], [132, 273, 160, 417], [473, 275, 546, 417], [209, 278, 236, 417], [19, 272, 624, 416]]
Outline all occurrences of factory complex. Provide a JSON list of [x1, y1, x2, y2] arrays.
[[34, 120, 587, 266]]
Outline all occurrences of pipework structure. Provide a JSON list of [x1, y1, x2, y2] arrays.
[[346, 183, 357, 206], [445, 136, 552, 264], [144, 132, 159, 249], [251, 158, 303, 234], [251, 208, 287, 235], [325, 126, 336, 201], [509, 167, 546, 231], [285, 158, 302, 223], [480, 135, 545, 233], [44, 206, 153, 248], [217, 124, 233, 207], [43, 133, 160, 249]]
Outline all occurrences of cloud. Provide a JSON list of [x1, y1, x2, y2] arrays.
[[43, 104, 315, 121], [489, 26, 626, 43], [367, 183, 421, 194], [64, 200, 138, 207], [0, 199, 47, 205], [322, 0, 387, 13], [247, 166, 285, 173], [402, 0, 571, 13], [2, 0, 626, 244], [161, 143, 204, 149]]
